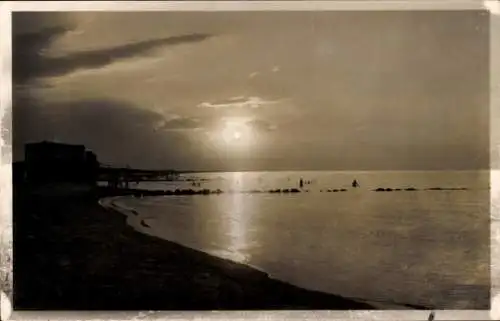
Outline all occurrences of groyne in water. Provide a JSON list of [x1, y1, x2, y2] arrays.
[[373, 187, 468, 192], [98, 186, 469, 197]]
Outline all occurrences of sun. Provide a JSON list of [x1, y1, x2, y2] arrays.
[[222, 126, 244, 143], [220, 120, 252, 146]]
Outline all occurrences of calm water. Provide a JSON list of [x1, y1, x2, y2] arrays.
[[104, 170, 490, 309]]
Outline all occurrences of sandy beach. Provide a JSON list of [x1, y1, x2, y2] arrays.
[[13, 184, 375, 310]]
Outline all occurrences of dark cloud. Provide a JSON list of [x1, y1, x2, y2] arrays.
[[42, 33, 210, 77], [159, 117, 202, 131], [12, 12, 72, 35], [13, 26, 71, 83], [246, 119, 277, 132], [13, 20, 211, 83]]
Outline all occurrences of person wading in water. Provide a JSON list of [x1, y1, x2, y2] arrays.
[[352, 179, 359, 188]]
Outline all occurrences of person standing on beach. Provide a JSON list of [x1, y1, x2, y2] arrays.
[[299, 178, 304, 188], [352, 179, 359, 188]]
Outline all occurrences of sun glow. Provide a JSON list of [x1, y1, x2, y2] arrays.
[[220, 119, 252, 147]]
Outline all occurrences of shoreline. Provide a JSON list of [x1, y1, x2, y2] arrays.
[[14, 185, 377, 310], [101, 193, 434, 310]]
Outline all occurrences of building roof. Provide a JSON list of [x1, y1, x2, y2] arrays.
[[26, 141, 86, 149]]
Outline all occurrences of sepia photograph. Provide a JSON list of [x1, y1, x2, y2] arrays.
[[6, 7, 490, 314]]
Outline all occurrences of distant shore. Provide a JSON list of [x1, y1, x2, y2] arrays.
[[14, 184, 375, 310]]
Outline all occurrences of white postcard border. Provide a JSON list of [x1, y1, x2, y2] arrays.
[[0, 1, 496, 320]]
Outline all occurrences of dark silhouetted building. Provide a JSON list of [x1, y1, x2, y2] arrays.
[[24, 141, 99, 185], [85, 150, 99, 183], [12, 161, 26, 184]]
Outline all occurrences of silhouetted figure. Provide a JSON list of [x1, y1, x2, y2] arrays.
[[299, 178, 304, 188], [352, 179, 359, 188], [428, 311, 435, 321]]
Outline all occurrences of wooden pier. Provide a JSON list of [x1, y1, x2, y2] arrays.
[[98, 165, 180, 188]]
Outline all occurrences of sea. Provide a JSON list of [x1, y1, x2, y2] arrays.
[[100, 170, 491, 309]]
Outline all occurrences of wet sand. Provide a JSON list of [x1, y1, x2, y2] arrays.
[[13, 185, 374, 310]]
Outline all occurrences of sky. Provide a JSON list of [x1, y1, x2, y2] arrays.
[[10, 10, 489, 171]]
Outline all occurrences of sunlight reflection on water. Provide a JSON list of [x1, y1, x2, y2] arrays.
[[110, 170, 490, 309], [215, 172, 251, 263]]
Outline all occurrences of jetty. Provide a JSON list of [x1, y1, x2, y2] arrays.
[[98, 165, 180, 188]]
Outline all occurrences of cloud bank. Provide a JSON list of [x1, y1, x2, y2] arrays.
[[246, 119, 277, 132], [155, 116, 202, 131], [13, 25, 211, 83], [198, 96, 282, 109]]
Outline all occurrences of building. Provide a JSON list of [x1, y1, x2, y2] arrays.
[[84, 150, 99, 182], [24, 141, 99, 184], [12, 161, 26, 184]]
